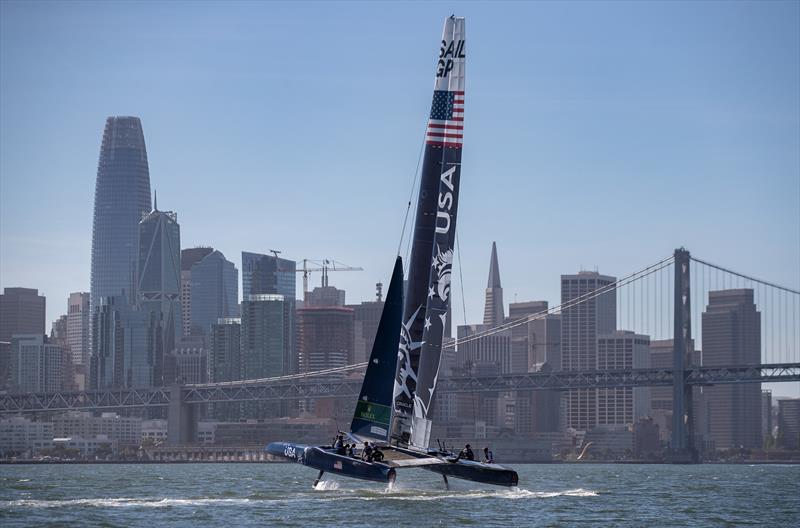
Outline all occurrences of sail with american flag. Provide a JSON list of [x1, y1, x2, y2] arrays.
[[392, 16, 465, 447]]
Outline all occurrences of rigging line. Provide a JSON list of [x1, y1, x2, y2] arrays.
[[456, 231, 468, 327], [690, 256, 800, 295], [398, 128, 428, 261], [443, 257, 675, 349]]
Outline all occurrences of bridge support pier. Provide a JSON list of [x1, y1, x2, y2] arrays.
[[168, 385, 195, 445], [670, 248, 698, 462]]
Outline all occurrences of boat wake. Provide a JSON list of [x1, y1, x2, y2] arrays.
[[313, 480, 341, 491]]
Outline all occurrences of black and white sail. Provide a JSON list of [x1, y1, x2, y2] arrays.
[[392, 16, 465, 445], [350, 257, 404, 442]]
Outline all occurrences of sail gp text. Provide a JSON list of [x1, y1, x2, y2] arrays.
[[437, 39, 465, 78]]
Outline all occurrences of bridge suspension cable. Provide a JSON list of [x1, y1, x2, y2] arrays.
[[444, 254, 675, 350]]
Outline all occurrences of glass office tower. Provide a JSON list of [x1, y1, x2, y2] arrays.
[[90, 116, 152, 313]]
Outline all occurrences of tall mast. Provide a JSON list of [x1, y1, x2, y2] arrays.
[[392, 16, 466, 445]]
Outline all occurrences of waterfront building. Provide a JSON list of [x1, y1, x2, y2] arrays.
[[561, 271, 616, 431], [90, 116, 152, 313], [483, 241, 505, 327], [596, 331, 651, 426], [137, 205, 182, 383], [9, 334, 64, 393], [181, 248, 238, 337], [777, 398, 800, 449], [0, 417, 54, 456], [67, 292, 91, 389], [701, 289, 762, 449], [141, 419, 168, 445], [53, 411, 142, 447]]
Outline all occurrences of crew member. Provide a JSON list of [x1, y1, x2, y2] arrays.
[[483, 446, 494, 463], [458, 444, 474, 461], [362, 441, 374, 462], [372, 446, 385, 462]]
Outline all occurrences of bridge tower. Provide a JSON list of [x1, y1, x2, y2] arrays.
[[671, 248, 697, 461]]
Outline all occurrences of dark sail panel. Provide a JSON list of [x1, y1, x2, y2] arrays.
[[351, 257, 404, 441], [393, 16, 466, 443]]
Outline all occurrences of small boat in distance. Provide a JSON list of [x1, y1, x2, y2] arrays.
[[267, 15, 519, 489]]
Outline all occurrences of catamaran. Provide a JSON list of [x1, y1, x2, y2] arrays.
[[267, 16, 519, 489]]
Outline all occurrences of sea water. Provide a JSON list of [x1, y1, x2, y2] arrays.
[[1, 463, 798, 527]]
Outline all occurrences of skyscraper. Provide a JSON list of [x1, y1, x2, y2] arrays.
[[90, 116, 152, 312], [67, 292, 91, 390], [596, 331, 651, 426], [0, 287, 46, 341], [0, 288, 46, 391], [91, 296, 157, 389], [241, 294, 287, 379], [483, 242, 504, 327], [701, 289, 762, 449], [137, 204, 182, 385], [10, 335, 64, 393], [298, 306, 354, 372], [241, 251, 296, 373], [180, 247, 214, 336], [181, 248, 238, 337], [561, 271, 616, 431]]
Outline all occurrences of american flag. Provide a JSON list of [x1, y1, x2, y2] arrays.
[[426, 90, 464, 148]]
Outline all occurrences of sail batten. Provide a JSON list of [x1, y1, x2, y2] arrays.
[[392, 16, 466, 446]]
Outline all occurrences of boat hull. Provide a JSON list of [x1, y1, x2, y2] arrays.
[[423, 459, 519, 487], [266, 442, 396, 484]]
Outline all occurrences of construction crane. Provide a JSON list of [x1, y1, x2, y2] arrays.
[[299, 259, 363, 297], [262, 250, 363, 298]]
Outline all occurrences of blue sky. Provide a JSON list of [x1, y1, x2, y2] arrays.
[[1, 1, 798, 374]]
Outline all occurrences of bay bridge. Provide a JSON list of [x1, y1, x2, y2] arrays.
[[2, 248, 798, 460]]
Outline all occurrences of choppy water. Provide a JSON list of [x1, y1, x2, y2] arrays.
[[1, 463, 798, 527]]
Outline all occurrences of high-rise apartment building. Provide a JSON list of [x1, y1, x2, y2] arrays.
[[90, 116, 152, 312], [67, 292, 91, 390], [241, 295, 287, 379], [701, 289, 762, 449], [210, 318, 242, 382], [596, 331, 651, 426], [183, 249, 238, 337], [483, 242, 504, 327], [10, 335, 64, 393], [561, 271, 616, 431], [242, 251, 296, 373], [137, 205, 182, 383]]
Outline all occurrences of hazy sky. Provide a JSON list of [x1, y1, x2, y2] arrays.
[[1, 1, 798, 388]]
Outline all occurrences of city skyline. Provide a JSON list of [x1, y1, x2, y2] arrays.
[[1, 2, 798, 347]]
